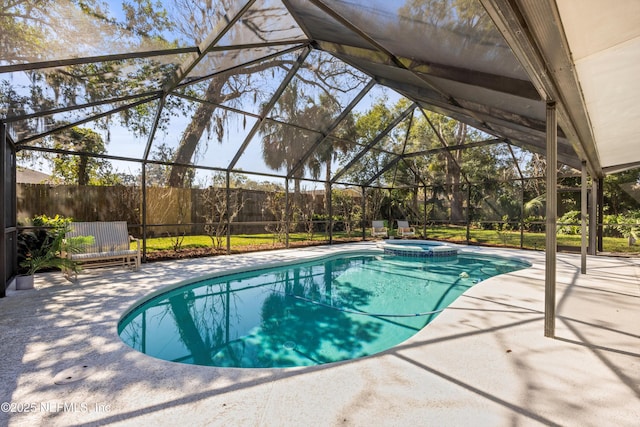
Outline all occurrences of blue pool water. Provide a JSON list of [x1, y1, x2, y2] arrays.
[[118, 251, 530, 368]]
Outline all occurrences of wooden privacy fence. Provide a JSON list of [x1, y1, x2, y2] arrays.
[[16, 184, 142, 224], [17, 184, 335, 236], [18, 184, 141, 225]]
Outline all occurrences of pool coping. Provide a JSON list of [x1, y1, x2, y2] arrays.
[[1, 241, 638, 426]]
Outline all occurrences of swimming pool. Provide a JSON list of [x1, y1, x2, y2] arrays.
[[118, 250, 530, 368]]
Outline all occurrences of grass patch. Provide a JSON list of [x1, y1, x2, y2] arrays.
[[142, 232, 361, 252], [137, 227, 639, 256], [425, 225, 639, 254]]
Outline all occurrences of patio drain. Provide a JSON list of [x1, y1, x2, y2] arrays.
[[53, 364, 95, 385]]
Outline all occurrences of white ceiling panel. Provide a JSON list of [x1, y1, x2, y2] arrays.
[[557, 0, 640, 169], [556, 0, 640, 61]]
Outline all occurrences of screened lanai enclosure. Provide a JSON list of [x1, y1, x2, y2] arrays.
[[2, 0, 640, 336]]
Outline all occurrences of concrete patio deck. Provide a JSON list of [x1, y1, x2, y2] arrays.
[[0, 242, 638, 426]]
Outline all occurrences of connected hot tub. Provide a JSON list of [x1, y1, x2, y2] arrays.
[[377, 240, 459, 257]]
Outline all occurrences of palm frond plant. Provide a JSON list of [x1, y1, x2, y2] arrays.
[[19, 217, 94, 283], [21, 232, 92, 276]]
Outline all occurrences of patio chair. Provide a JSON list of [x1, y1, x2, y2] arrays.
[[65, 221, 140, 270], [396, 220, 416, 238], [371, 220, 388, 238]]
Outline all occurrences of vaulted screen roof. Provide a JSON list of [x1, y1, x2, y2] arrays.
[[2, 0, 639, 181]]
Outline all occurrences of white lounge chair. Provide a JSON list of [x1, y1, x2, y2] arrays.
[[371, 220, 388, 238], [396, 220, 415, 238]]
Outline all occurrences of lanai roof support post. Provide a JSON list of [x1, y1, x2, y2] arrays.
[[226, 170, 231, 255], [10, 133, 17, 287], [581, 161, 588, 274], [589, 179, 597, 255], [140, 97, 165, 263], [361, 186, 366, 241], [328, 182, 333, 245], [466, 185, 471, 244], [285, 178, 290, 249], [598, 178, 604, 252], [520, 179, 525, 249], [1, 124, 6, 297], [545, 101, 557, 338], [423, 186, 428, 239], [141, 163, 147, 262]]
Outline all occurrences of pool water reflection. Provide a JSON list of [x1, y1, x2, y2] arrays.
[[118, 251, 530, 368]]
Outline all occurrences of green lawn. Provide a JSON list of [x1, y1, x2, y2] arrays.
[[141, 232, 356, 252], [137, 227, 639, 255], [423, 225, 639, 254]]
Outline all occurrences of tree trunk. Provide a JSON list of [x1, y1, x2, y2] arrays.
[[411, 185, 419, 218], [168, 76, 225, 188], [166, 57, 295, 188], [447, 123, 466, 223], [78, 156, 88, 185], [447, 162, 463, 222], [325, 159, 332, 215], [169, 295, 213, 365]]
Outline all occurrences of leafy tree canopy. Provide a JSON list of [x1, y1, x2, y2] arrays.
[[50, 127, 120, 185]]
